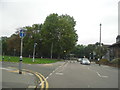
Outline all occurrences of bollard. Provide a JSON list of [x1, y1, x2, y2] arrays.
[[19, 56, 22, 74]]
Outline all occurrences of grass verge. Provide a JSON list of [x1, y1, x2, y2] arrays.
[[1, 56, 60, 64]]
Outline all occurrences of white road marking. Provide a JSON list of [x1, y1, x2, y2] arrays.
[[96, 72, 101, 77], [44, 62, 67, 81], [0, 67, 13, 71], [28, 86, 36, 88], [27, 73, 34, 76], [101, 76, 108, 78], [96, 72, 108, 78], [39, 81, 45, 86], [55, 73, 63, 75], [49, 73, 52, 76], [88, 66, 109, 78], [46, 76, 49, 80]]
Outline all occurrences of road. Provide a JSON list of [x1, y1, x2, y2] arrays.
[[1, 61, 119, 88]]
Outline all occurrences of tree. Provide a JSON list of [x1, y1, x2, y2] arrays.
[[23, 24, 42, 57], [41, 13, 78, 59], [6, 34, 20, 56], [71, 43, 107, 60], [1, 37, 8, 55], [71, 44, 85, 58]]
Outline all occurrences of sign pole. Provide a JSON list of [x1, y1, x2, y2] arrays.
[[19, 29, 25, 74], [19, 37, 23, 74]]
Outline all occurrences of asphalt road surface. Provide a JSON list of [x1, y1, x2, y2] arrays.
[[1, 61, 119, 88]]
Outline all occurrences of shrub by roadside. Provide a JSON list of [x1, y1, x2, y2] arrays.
[[99, 59, 109, 65], [109, 58, 120, 68], [95, 58, 120, 68], [95, 59, 109, 65]]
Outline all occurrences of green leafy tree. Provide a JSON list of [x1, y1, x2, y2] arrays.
[[6, 34, 20, 56], [23, 24, 42, 57], [41, 13, 78, 58], [2, 37, 8, 55]]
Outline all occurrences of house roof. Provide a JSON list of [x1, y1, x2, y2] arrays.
[[103, 45, 111, 48], [109, 41, 120, 48], [116, 35, 120, 39]]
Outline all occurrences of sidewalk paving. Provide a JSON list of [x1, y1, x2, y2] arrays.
[[2, 67, 38, 89]]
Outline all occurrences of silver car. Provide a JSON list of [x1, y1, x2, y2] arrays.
[[81, 58, 90, 65]]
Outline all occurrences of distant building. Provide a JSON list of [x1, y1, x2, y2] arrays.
[[103, 2, 120, 60], [108, 35, 120, 60], [102, 44, 111, 60], [103, 35, 120, 60]]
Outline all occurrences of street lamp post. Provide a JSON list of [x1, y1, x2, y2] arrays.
[[89, 53, 91, 60], [100, 23, 102, 46], [99, 23, 102, 59], [14, 48, 16, 56], [33, 43, 37, 62], [64, 50, 66, 61]]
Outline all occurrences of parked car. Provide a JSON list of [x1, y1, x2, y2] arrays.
[[81, 58, 90, 65]]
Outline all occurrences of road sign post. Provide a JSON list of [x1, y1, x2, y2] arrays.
[[19, 29, 25, 74]]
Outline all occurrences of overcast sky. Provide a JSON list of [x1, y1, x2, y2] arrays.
[[0, 0, 119, 45]]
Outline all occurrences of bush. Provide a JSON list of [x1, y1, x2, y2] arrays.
[[99, 59, 109, 65], [110, 58, 120, 65]]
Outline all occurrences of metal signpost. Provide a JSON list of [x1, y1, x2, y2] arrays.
[[19, 29, 25, 74]]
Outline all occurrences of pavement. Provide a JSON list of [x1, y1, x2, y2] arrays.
[[1, 65, 38, 89]]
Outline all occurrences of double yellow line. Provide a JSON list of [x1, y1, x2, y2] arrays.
[[7, 67, 49, 89], [22, 69, 49, 89], [36, 72, 49, 89]]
